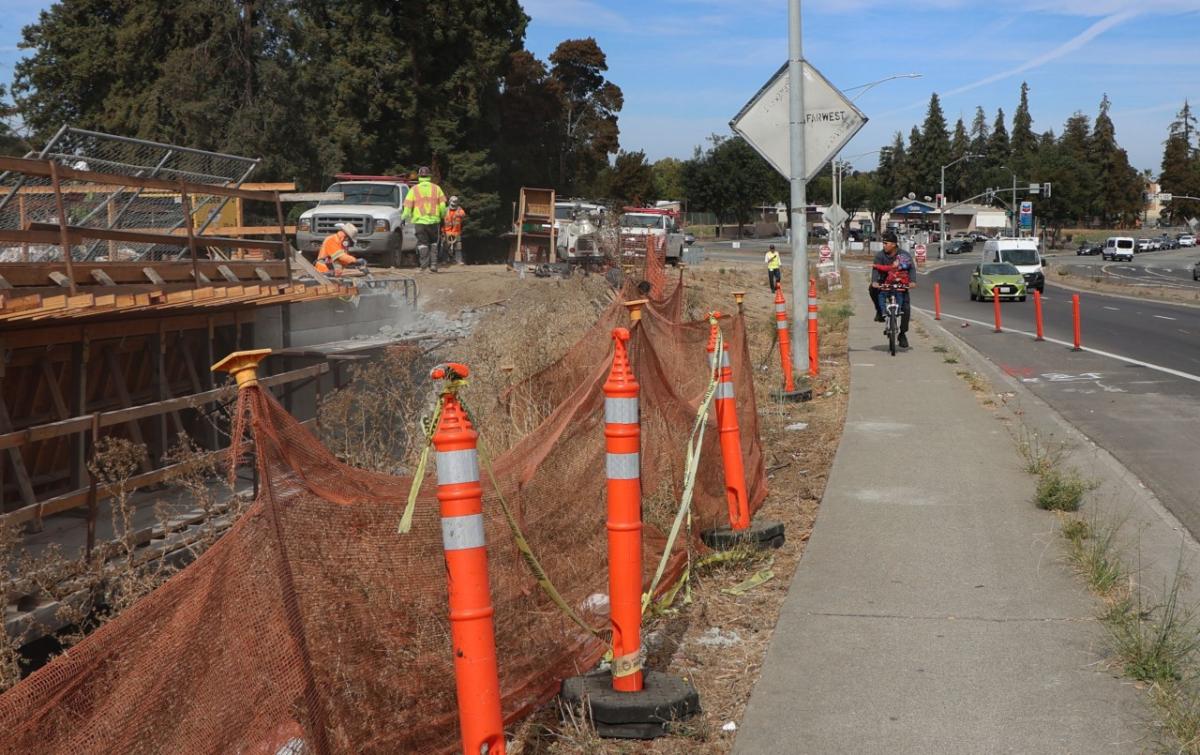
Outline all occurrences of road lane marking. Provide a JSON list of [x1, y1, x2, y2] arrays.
[[1104, 306, 1120, 311], [914, 307, 1200, 385], [1155, 315, 1178, 321]]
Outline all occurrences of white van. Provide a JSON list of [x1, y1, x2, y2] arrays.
[[984, 237, 1046, 293], [1102, 237, 1135, 262]]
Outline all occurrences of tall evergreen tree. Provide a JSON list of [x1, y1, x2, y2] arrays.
[[548, 38, 623, 195], [1160, 101, 1200, 223], [948, 117, 971, 199], [911, 93, 949, 196], [1090, 94, 1143, 226], [987, 108, 1010, 166], [1010, 81, 1037, 168], [966, 106, 990, 194]]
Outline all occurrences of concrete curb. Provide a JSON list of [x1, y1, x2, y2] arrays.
[[914, 307, 1200, 606]]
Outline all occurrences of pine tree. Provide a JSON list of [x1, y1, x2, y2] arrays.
[[987, 108, 1010, 166], [965, 106, 990, 195], [1090, 94, 1143, 226], [911, 93, 950, 196], [1160, 101, 1200, 223], [1010, 81, 1037, 168], [549, 38, 624, 195], [948, 117, 971, 199]]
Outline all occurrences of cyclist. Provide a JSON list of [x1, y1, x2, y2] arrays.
[[871, 231, 915, 349]]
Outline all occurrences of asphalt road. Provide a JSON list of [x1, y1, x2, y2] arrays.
[[900, 253, 1200, 538]]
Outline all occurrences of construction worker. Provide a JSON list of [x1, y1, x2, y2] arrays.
[[402, 166, 447, 272], [765, 244, 782, 291], [442, 196, 467, 265], [316, 223, 365, 277]]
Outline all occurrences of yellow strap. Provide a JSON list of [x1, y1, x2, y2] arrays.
[[642, 327, 722, 615], [397, 375, 466, 534]]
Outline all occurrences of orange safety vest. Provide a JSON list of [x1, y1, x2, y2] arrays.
[[319, 232, 350, 262], [443, 207, 466, 236]]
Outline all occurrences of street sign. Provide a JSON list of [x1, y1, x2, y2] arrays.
[[913, 243, 927, 264], [819, 245, 832, 261], [731, 61, 868, 182], [1020, 201, 1033, 231], [1159, 193, 1174, 202], [822, 203, 848, 228]]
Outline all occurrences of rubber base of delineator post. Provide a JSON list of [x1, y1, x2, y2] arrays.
[[560, 669, 701, 739], [773, 387, 813, 403], [701, 519, 786, 550]]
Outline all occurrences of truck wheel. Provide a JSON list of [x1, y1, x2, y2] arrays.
[[386, 232, 403, 268]]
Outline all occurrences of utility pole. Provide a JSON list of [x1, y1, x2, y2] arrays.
[[939, 153, 980, 259], [788, 0, 809, 376]]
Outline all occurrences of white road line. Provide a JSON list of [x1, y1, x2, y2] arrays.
[[1104, 306, 1120, 311], [1155, 315, 1178, 321], [914, 307, 1200, 385]]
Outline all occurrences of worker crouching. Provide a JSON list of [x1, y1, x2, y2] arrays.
[[316, 223, 367, 277]]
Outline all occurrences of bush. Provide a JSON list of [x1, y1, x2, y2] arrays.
[[1035, 467, 1089, 511]]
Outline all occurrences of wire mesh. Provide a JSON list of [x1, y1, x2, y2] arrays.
[[0, 127, 259, 262]]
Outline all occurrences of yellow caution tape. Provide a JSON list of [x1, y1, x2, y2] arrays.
[[721, 569, 775, 596]]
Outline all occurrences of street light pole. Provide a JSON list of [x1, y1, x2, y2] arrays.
[[787, 0, 808, 376], [938, 153, 981, 260]]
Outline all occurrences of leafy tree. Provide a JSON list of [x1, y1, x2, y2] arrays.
[[608, 150, 655, 205], [548, 38, 623, 195], [651, 157, 685, 201], [1160, 101, 1200, 223], [681, 134, 785, 235]]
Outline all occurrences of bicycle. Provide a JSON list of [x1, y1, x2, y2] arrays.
[[876, 282, 911, 356]]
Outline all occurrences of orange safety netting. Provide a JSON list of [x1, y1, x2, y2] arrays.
[[0, 279, 766, 754]]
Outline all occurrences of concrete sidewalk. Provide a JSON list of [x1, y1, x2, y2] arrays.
[[734, 303, 1144, 753]]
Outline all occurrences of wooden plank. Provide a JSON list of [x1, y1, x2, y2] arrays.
[[0, 389, 38, 511], [0, 261, 287, 287], [24, 222, 283, 252], [0, 156, 281, 203]]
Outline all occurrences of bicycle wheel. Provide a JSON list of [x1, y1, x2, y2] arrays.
[[888, 315, 897, 356]]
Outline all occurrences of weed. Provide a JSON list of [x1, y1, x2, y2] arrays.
[[1062, 511, 1124, 597], [1058, 268, 1070, 276], [943, 356, 959, 364], [1015, 426, 1069, 476], [932, 345, 949, 354], [719, 268, 727, 275], [1035, 467, 1091, 512], [1108, 567, 1200, 684], [821, 303, 854, 332]]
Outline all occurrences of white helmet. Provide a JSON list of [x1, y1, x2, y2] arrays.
[[448, 195, 460, 207], [338, 222, 358, 240]]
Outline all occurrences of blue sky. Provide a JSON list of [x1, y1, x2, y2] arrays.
[[523, 0, 1200, 173], [0, 0, 1197, 174]]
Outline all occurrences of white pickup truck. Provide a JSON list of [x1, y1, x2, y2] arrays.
[[618, 207, 688, 266], [295, 177, 418, 267]]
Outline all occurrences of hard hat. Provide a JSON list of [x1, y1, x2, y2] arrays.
[[449, 195, 460, 206], [338, 222, 358, 240], [418, 166, 432, 178]]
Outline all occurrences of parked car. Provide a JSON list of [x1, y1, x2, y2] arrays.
[[1179, 234, 1196, 247], [1076, 242, 1102, 256], [1158, 234, 1178, 250], [969, 262, 1027, 302], [1137, 238, 1153, 252]]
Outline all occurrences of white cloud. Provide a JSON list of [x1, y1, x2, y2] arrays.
[[942, 10, 1137, 97]]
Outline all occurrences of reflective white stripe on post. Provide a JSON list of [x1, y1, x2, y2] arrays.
[[776, 303, 787, 313], [435, 449, 479, 485], [606, 452, 640, 480], [776, 319, 788, 330], [441, 513, 486, 551], [715, 382, 735, 399], [605, 397, 639, 425], [720, 351, 731, 368], [808, 311, 817, 320]]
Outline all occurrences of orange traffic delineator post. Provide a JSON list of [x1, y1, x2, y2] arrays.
[[1034, 289, 1045, 341], [732, 291, 746, 315], [807, 278, 819, 378], [701, 313, 786, 551], [992, 287, 1003, 333], [560, 329, 699, 739], [602, 327, 644, 694], [771, 284, 810, 403], [428, 363, 505, 755], [1072, 294, 1082, 351], [934, 283, 942, 321]]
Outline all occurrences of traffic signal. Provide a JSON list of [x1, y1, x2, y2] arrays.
[[1043, 183, 1052, 198]]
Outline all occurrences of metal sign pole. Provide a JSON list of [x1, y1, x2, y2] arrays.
[[788, 0, 809, 376]]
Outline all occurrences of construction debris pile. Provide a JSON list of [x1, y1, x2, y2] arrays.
[[0, 277, 767, 754]]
